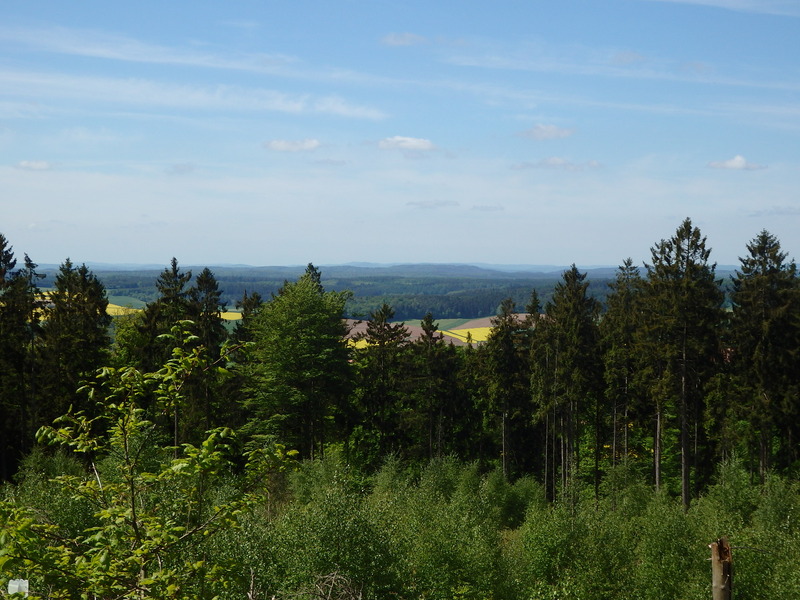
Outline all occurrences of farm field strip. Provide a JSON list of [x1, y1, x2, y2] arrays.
[[440, 327, 492, 343], [105, 303, 243, 321]]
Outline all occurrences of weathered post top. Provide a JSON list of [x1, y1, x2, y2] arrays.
[[710, 537, 732, 600]]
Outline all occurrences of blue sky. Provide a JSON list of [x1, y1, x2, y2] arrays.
[[2, 0, 799, 268]]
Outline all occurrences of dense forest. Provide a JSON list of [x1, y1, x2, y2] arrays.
[[44, 263, 623, 321], [2, 217, 800, 598]]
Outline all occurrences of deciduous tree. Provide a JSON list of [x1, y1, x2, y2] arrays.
[[245, 267, 352, 459]]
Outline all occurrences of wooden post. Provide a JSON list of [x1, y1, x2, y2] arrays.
[[710, 537, 732, 600]]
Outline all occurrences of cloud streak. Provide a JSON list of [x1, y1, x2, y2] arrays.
[[638, 0, 800, 17], [382, 32, 427, 46], [406, 200, 459, 209], [15, 160, 53, 170], [0, 26, 297, 73], [708, 155, 765, 170], [522, 124, 575, 140], [379, 136, 435, 151], [512, 157, 600, 171], [0, 69, 386, 118], [445, 40, 800, 93], [750, 205, 800, 217], [266, 139, 321, 152]]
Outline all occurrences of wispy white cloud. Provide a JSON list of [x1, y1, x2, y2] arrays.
[[750, 205, 800, 216], [708, 154, 766, 170], [445, 39, 800, 93], [0, 69, 386, 119], [15, 160, 52, 170], [165, 163, 195, 175], [512, 157, 600, 171], [379, 136, 435, 151], [220, 20, 261, 32], [639, 0, 800, 17], [406, 200, 459, 209], [522, 124, 575, 140], [382, 32, 427, 46], [265, 139, 321, 152], [0, 26, 296, 72], [314, 158, 348, 166], [472, 204, 504, 211], [612, 51, 647, 65]]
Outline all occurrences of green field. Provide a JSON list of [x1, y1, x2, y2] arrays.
[[107, 295, 147, 309]]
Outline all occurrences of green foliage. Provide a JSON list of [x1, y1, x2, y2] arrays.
[[38, 259, 112, 424], [729, 230, 800, 474], [0, 331, 292, 600], [350, 302, 413, 466], [244, 267, 352, 459], [0, 246, 45, 479], [5, 223, 800, 598], [639, 218, 725, 505]]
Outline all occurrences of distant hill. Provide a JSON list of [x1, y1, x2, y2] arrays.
[[35, 262, 738, 321]]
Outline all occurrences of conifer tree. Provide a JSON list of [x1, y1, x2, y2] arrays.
[[351, 302, 411, 464], [38, 259, 111, 423], [0, 247, 45, 477], [483, 298, 538, 478], [187, 267, 227, 359], [531, 266, 601, 499], [232, 289, 263, 344], [639, 218, 723, 506], [0, 235, 23, 478], [601, 259, 644, 476], [730, 230, 800, 476], [136, 258, 192, 371], [176, 267, 230, 442], [407, 312, 462, 461]]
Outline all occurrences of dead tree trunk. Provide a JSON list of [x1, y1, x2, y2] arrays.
[[710, 537, 732, 600]]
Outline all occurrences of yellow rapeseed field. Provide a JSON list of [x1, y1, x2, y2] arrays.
[[105, 303, 242, 321], [107, 303, 138, 316], [440, 327, 492, 343]]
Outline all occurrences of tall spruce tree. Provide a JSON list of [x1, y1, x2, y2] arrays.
[[730, 230, 800, 476], [0, 237, 26, 478], [38, 259, 111, 423], [639, 218, 723, 507], [0, 247, 45, 478], [600, 259, 645, 479], [177, 267, 229, 442], [187, 267, 227, 359], [351, 302, 411, 465], [136, 258, 192, 371], [483, 298, 535, 478], [407, 312, 462, 462], [531, 265, 601, 499], [0, 234, 19, 479], [232, 289, 263, 344]]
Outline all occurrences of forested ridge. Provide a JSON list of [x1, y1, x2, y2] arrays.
[[2, 218, 800, 598], [43, 263, 622, 321]]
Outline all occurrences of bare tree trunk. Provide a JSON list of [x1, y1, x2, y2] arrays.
[[594, 395, 601, 504], [680, 328, 691, 510], [710, 537, 732, 600], [501, 409, 507, 479], [612, 399, 618, 470], [680, 375, 690, 510], [544, 412, 550, 501], [654, 401, 662, 491]]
